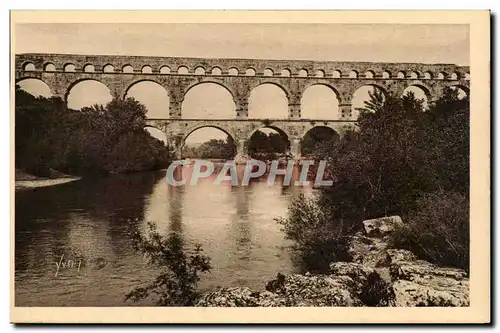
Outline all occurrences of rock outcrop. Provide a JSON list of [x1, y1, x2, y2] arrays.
[[197, 215, 469, 307]]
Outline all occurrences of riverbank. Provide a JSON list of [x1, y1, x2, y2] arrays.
[[15, 169, 80, 190], [197, 216, 470, 307]]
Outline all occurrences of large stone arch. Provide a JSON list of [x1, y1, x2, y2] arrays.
[[248, 81, 291, 99], [16, 77, 53, 97], [143, 124, 168, 145], [64, 78, 110, 103], [299, 123, 339, 140], [247, 124, 292, 143], [297, 80, 343, 120], [300, 125, 340, 156], [301, 81, 342, 104], [401, 81, 434, 100], [182, 78, 237, 104], [448, 84, 470, 97], [352, 82, 388, 96], [246, 124, 292, 159], [181, 123, 239, 148], [123, 79, 171, 99], [247, 82, 291, 119]]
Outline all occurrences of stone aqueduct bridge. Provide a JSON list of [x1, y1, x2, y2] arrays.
[[15, 53, 470, 159]]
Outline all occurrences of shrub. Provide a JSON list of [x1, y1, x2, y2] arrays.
[[125, 222, 211, 306], [390, 191, 469, 271], [276, 193, 355, 273]]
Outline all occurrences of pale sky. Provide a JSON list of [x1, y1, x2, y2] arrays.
[[16, 23, 469, 144]]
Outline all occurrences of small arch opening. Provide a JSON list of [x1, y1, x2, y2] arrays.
[[195, 66, 206, 75], [281, 69, 291, 77], [365, 70, 375, 79], [298, 69, 308, 77], [84, 64, 95, 73], [23, 62, 36, 71], [142, 65, 153, 74], [122, 65, 134, 73], [332, 70, 342, 78], [315, 70, 325, 78], [228, 67, 239, 76], [177, 66, 189, 75], [245, 68, 256, 76], [44, 63, 56, 72], [409, 71, 419, 79], [64, 63, 76, 72], [211, 67, 222, 76], [349, 70, 358, 79], [160, 66, 171, 74], [263, 68, 274, 77], [103, 64, 115, 73]]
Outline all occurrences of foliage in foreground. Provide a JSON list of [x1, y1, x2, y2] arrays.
[[15, 86, 173, 176], [277, 193, 353, 273], [280, 88, 469, 272], [391, 191, 469, 272], [125, 222, 211, 306]]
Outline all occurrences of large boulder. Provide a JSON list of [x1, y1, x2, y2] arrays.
[[197, 273, 363, 307], [265, 273, 363, 307], [196, 287, 286, 307], [389, 280, 469, 307], [330, 262, 390, 306], [386, 249, 469, 307], [362, 216, 403, 237]]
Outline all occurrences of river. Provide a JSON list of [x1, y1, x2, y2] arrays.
[[15, 164, 315, 306]]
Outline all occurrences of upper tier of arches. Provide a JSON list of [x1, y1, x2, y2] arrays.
[[17, 55, 470, 81]]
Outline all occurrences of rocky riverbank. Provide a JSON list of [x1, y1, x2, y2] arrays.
[[15, 168, 80, 190], [197, 216, 469, 307]]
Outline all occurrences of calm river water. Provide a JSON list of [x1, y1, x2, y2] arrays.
[[15, 164, 314, 306]]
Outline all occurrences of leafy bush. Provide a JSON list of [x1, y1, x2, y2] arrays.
[[276, 193, 355, 273], [125, 222, 211, 306], [391, 191, 469, 271]]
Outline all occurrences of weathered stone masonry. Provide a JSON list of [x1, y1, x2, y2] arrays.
[[15, 53, 470, 159]]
